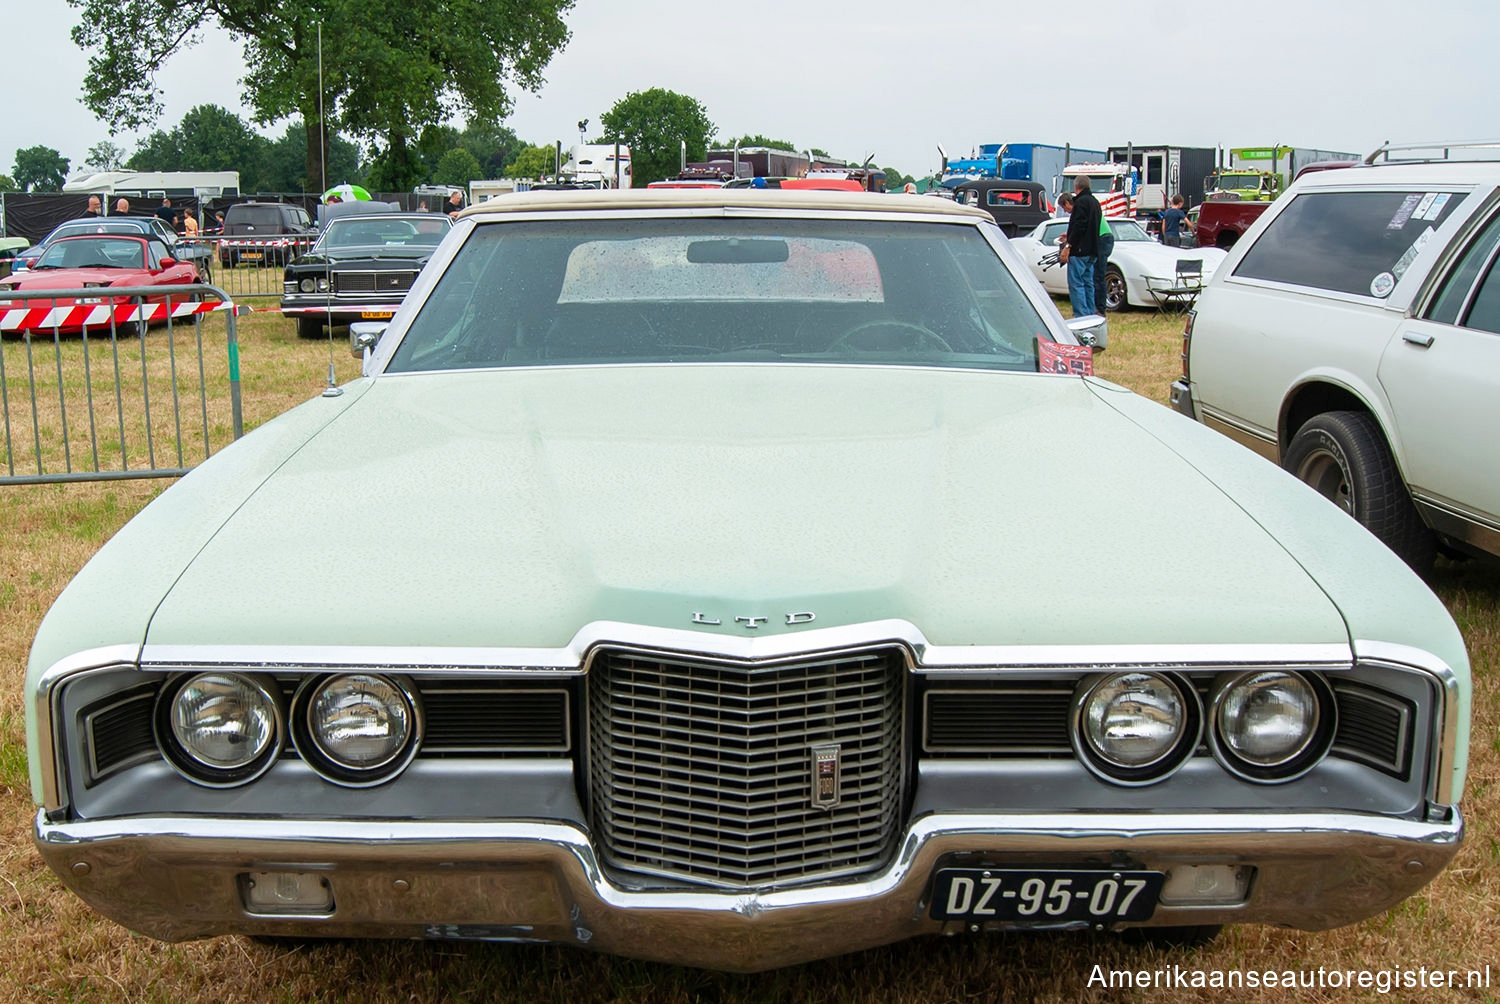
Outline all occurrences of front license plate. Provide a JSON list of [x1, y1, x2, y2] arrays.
[[240, 252, 263, 261], [360, 310, 395, 319], [931, 869, 1162, 923]]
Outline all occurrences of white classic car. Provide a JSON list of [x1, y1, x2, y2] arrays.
[[1011, 217, 1228, 310]]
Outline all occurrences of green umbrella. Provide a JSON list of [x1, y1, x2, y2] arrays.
[[322, 183, 372, 204]]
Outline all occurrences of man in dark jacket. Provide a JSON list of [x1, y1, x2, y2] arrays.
[[1058, 176, 1101, 317]]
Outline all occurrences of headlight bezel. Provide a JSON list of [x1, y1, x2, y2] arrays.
[[1209, 670, 1336, 783], [1070, 671, 1202, 786], [290, 672, 423, 787], [153, 671, 284, 788]]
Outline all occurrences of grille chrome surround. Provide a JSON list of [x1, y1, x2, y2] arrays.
[[330, 269, 418, 295], [588, 646, 905, 889]]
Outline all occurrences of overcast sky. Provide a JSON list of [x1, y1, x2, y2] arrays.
[[6, 0, 1497, 182]]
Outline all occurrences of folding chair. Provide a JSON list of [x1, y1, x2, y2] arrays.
[[1146, 258, 1205, 312]]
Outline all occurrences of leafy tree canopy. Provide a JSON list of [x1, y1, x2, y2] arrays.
[[0, 174, 17, 192], [13, 146, 71, 192], [69, 0, 575, 195], [719, 134, 797, 152], [504, 145, 557, 180], [434, 148, 484, 188], [599, 88, 715, 187], [84, 141, 128, 172], [810, 147, 831, 159], [882, 165, 915, 189]]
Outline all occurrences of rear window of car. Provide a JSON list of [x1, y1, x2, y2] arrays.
[[385, 218, 1053, 374], [227, 206, 287, 227], [987, 189, 1033, 207], [1233, 190, 1465, 297]]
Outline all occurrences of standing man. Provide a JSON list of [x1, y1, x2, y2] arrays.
[[154, 196, 176, 227], [114, 197, 131, 216], [83, 195, 103, 218], [1058, 175, 1101, 318], [1054, 192, 1073, 219], [1094, 210, 1115, 312], [445, 190, 465, 218]]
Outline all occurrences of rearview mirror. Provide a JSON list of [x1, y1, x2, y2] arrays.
[[350, 321, 387, 358]]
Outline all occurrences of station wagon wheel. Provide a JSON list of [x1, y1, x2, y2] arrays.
[[1283, 410, 1435, 573], [1104, 266, 1127, 310]]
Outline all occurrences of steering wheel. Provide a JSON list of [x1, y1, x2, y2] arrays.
[[827, 320, 953, 354]]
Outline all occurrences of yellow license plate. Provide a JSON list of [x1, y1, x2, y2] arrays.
[[361, 311, 395, 319], [240, 252, 263, 261]]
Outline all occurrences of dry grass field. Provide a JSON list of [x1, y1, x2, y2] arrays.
[[0, 302, 1496, 1003]]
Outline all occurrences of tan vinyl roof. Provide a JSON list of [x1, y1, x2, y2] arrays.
[[459, 188, 992, 221]]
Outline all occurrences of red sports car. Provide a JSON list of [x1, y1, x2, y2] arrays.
[[0, 234, 198, 336]]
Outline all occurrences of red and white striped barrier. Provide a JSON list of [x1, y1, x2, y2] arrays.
[[0, 298, 244, 333]]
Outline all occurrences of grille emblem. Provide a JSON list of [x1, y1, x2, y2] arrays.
[[810, 744, 841, 810]]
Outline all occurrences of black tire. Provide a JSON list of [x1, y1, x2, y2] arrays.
[[1283, 410, 1435, 573], [1120, 925, 1223, 950], [296, 315, 325, 339], [1104, 266, 1127, 311]]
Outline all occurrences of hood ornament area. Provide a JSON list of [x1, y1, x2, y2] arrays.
[[691, 611, 817, 629]]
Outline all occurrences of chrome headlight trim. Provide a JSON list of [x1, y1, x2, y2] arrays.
[[290, 673, 423, 788], [152, 672, 283, 788], [1209, 670, 1336, 783], [1070, 672, 1202, 786]]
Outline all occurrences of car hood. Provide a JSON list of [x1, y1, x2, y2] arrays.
[[1114, 243, 1228, 276], [0, 267, 145, 290], [292, 247, 436, 267], [140, 365, 1350, 653]]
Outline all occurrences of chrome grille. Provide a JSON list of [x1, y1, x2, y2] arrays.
[[588, 647, 904, 888], [331, 269, 417, 294]]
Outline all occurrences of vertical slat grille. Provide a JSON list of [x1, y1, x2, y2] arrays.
[[589, 648, 904, 888]]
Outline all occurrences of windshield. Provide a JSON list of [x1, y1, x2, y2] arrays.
[[1215, 174, 1263, 190], [1109, 221, 1153, 241], [35, 237, 144, 270], [320, 216, 450, 251], [386, 218, 1053, 374]]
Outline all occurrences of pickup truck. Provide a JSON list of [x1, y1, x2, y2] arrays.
[[1193, 199, 1271, 250]]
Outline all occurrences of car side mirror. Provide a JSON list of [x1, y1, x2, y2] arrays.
[[159, 257, 177, 269], [1066, 314, 1109, 351], [350, 321, 387, 358]]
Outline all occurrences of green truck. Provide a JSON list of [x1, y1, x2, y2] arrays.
[[1204, 145, 1358, 202]]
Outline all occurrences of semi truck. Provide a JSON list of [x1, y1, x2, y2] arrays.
[[939, 143, 1106, 193], [1203, 145, 1359, 201], [1106, 144, 1218, 211]]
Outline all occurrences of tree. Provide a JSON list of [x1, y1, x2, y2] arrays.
[[0, 174, 16, 191], [720, 134, 797, 152], [13, 146, 70, 192], [882, 166, 914, 189], [261, 121, 362, 192], [68, 0, 575, 197], [599, 88, 714, 188], [810, 147, 831, 159], [434, 148, 483, 188], [84, 140, 128, 172], [460, 122, 522, 179], [504, 144, 556, 180]]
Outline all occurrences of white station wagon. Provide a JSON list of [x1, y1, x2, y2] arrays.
[[1173, 142, 1500, 571]]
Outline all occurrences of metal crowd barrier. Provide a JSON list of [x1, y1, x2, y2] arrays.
[[178, 235, 315, 299], [0, 284, 246, 485]]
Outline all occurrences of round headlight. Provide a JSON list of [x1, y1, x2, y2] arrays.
[[317, 277, 329, 291], [1074, 672, 1200, 784], [159, 672, 281, 785], [296, 673, 419, 785], [1212, 671, 1332, 781], [299, 277, 317, 293]]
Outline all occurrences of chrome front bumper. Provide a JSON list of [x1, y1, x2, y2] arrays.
[[36, 810, 1462, 972]]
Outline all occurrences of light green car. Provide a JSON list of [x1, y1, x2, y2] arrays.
[[27, 190, 1469, 972]]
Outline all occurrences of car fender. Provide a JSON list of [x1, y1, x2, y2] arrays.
[[1277, 368, 1410, 476]]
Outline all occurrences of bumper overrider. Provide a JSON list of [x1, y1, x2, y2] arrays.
[[35, 810, 1461, 971]]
